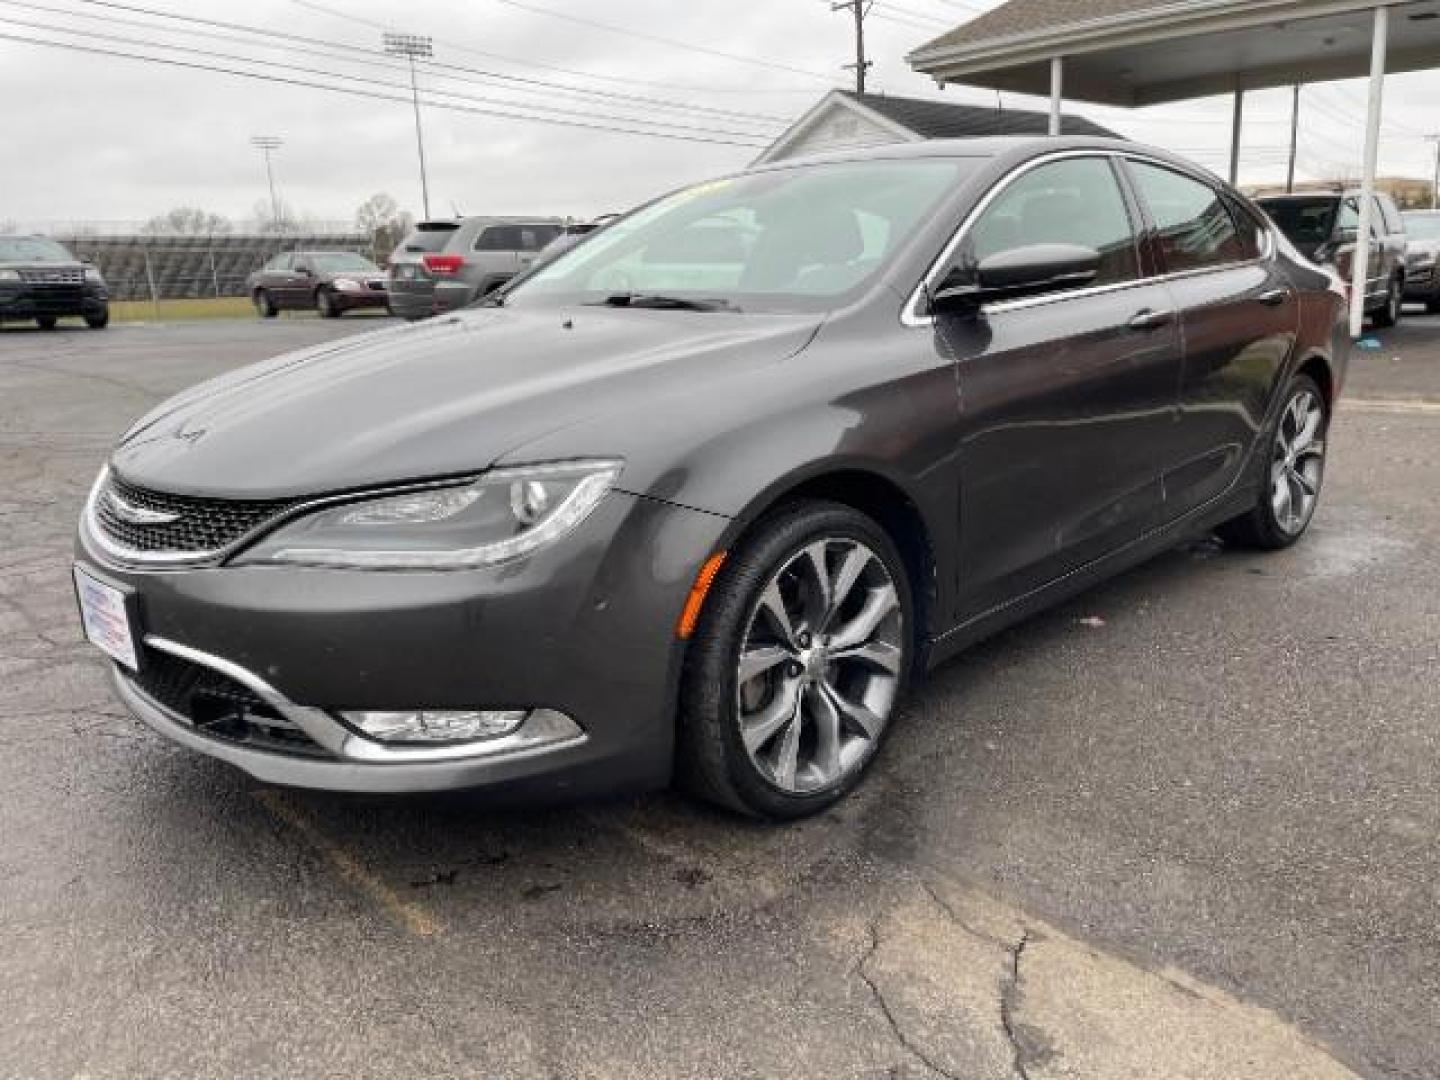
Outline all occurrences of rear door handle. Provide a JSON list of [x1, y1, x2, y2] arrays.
[[1257, 288, 1291, 306], [1128, 308, 1175, 331]]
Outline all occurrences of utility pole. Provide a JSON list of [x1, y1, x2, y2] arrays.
[[384, 32, 434, 220], [249, 135, 283, 231], [1286, 85, 1300, 194], [1429, 134, 1440, 210], [832, 1, 872, 94]]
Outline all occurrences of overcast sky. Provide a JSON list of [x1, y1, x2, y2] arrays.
[[2, 0, 1439, 230]]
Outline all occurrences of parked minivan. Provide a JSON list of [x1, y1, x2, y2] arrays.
[[1255, 190, 1408, 327], [387, 217, 565, 320]]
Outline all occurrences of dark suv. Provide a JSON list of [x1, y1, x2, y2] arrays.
[[0, 235, 109, 330], [387, 217, 564, 320], [1255, 190, 1408, 327]]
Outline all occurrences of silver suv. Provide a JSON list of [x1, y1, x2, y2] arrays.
[[387, 217, 564, 320]]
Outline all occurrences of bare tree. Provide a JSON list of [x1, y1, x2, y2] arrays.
[[250, 198, 304, 235], [355, 193, 413, 262], [141, 207, 234, 236]]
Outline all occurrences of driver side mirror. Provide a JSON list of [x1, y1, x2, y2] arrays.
[[928, 243, 1101, 317]]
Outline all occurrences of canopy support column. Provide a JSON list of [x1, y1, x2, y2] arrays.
[[1351, 4, 1389, 338], [1229, 89, 1245, 186], [1049, 56, 1064, 136]]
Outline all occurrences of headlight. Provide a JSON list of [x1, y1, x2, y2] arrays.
[[0, 269, 19, 282], [238, 460, 623, 569], [333, 277, 361, 291], [84, 265, 104, 283]]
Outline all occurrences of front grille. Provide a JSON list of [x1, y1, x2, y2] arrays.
[[128, 646, 327, 757], [27, 285, 85, 312], [20, 268, 84, 285], [94, 472, 299, 557]]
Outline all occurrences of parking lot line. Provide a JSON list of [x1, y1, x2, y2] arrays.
[[253, 789, 446, 938], [1343, 397, 1440, 415]]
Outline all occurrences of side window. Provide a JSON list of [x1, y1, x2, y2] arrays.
[[1226, 198, 1266, 260], [1338, 198, 1379, 238], [1128, 162, 1247, 272], [968, 157, 1138, 291], [474, 226, 561, 252], [1377, 196, 1403, 235]]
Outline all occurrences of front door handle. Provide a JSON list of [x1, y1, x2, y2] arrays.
[[1128, 308, 1175, 331], [1257, 288, 1291, 306]]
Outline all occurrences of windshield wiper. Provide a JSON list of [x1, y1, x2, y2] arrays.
[[593, 293, 738, 312]]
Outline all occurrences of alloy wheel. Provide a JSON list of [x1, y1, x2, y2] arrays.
[[735, 537, 904, 795], [1271, 388, 1326, 535]]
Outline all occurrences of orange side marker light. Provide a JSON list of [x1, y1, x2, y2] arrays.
[[677, 552, 727, 639]]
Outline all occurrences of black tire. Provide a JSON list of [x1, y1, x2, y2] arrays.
[[316, 288, 342, 318], [36, 316, 57, 330], [254, 289, 278, 319], [677, 500, 914, 820], [85, 307, 109, 330], [1427, 287, 1440, 315], [1218, 373, 1328, 551], [1372, 276, 1402, 328]]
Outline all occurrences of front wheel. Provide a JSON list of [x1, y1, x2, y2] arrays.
[[85, 306, 109, 330], [254, 289, 278, 319], [36, 315, 57, 330], [1218, 374, 1328, 550], [316, 288, 342, 318], [678, 501, 913, 820]]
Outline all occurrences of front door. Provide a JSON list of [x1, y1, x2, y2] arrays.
[[935, 154, 1186, 621]]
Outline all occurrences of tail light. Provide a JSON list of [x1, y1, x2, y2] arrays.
[[422, 253, 466, 276]]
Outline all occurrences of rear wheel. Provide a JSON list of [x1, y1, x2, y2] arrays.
[[1372, 275, 1402, 328], [254, 289, 278, 319], [36, 316, 57, 330], [678, 501, 912, 820], [1218, 374, 1328, 550]]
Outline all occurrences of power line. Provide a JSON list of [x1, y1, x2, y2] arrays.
[[0, 29, 771, 148], [287, 0, 821, 97], [0, 13, 778, 141], [34, 0, 791, 126], [483, 0, 834, 81]]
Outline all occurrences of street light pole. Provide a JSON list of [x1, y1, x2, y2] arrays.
[[1429, 135, 1440, 210], [383, 32, 434, 220], [249, 135, 283, 230]]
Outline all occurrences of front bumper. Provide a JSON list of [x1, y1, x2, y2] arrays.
[[76, 490, 730, 796], [334, 288, 389, 312], [0, 283, 108, 320]]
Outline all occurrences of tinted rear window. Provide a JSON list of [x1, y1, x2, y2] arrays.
[[402, 223, 461, 253], [474, 224, 564, 252]]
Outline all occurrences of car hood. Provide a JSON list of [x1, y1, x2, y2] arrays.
[[1407, 238, 1440, 258], [111, 306, 822, 499]]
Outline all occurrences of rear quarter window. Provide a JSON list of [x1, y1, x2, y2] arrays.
[[401, 225, 461, 253], [474, 225, 565, 252]]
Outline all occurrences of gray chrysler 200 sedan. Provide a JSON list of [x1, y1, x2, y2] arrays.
[[74, 138, 1349, 820]]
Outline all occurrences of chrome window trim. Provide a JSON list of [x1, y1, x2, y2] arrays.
[[902, 149, 1276, 328]]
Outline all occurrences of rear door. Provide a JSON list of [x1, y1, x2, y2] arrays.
[[936, 153, 1186, 619], [1123, 159, 1298, 515]]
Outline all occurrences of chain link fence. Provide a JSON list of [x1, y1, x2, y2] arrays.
[[47, 233, 377, 302]]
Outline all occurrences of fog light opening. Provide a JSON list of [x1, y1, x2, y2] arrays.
[[343, 709, 528, 744]]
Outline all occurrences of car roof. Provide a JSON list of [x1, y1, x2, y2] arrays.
[[415, 217, 565, 227], [745, 135, 1211, 181]]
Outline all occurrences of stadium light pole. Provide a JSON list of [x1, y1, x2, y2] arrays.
[[383, 32, 434, 220], [249, 135, 284, 230]]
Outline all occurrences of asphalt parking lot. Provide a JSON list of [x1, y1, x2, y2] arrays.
[[1, 314, 1437, 1079]]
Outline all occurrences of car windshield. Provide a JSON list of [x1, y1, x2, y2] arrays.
[[1258, 198, 1340, 245], [310, 252, 378, 273], [1403, 213, 1440, 239], [0, 236, 73, 262], [506, 158, 974, 311]]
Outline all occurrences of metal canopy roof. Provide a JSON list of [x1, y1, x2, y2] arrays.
[[909, 0, 1440, 106]]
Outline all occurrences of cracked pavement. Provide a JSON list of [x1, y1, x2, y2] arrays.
[[1, 317, 1437, 1078]]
